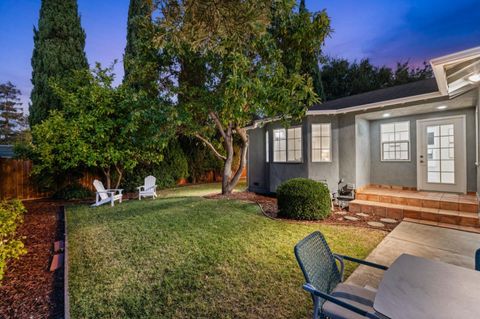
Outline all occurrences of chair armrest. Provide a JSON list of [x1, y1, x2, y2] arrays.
[[137, 186, 145, 190], [303, 284, 383, 319], [96, 190, 115, 194], [107, 189, 123, 195], [334, 254, 388, 271], [334, 255, 345, 281]]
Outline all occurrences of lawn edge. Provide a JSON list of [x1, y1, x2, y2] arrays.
[[63, 206, 71, 319]]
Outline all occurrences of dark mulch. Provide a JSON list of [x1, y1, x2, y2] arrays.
[[0, 200, 66, 319], [206, 191, 398, 232]]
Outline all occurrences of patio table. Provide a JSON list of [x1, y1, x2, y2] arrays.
[[374, 253, 480, 319]]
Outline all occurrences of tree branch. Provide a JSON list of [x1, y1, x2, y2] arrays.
[[195, 133, 227, 160], [209, 111, 227, 140]]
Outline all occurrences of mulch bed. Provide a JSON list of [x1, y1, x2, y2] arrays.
[[206, 191, 398, 232], [0, 200, 66, 319]]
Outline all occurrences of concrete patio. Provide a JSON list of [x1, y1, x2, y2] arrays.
[[346, 221, 480, 288]]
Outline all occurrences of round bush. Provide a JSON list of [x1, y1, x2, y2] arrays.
[[276, 178, 331, 220]]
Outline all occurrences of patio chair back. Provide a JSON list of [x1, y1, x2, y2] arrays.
[[294, 231, 342, 307], [93, 179, 108, 200], [144, 175, 156, 189]]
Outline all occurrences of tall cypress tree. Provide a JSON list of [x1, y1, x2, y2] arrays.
[[299, 0, 325, 101], [29, 0, 88, 126], [123, 0, 157, 92]]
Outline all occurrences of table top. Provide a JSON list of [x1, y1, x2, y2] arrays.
[[374, 254, 480, 319]]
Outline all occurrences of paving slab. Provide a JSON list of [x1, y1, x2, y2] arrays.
[[380, 218, 398, 224], [344, 216, 359, 221], [346, 221, 480, 288], [367, 221, 385, 228]]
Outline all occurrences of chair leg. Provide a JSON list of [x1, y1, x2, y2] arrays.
[[313, 297, 320, 319], [111, 198, 114, 207]]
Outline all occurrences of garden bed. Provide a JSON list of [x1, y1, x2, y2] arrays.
[[0, 200, 65, 319], [206, 191, 398, 232]]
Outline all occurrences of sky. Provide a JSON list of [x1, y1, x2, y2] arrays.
[[1, 0, 479, 114]]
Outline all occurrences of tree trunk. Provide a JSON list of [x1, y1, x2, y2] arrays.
[[220, 127, 248, 194], [102, 167, 111, 189], [114, 165, 123, 189]]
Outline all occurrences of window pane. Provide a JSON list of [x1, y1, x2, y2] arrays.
[[312, 124, 331, 162], [273, 129, 286, 162], [381, 121, 410, 161], [428, 172, 441, 183], [441, 172, 455, 184]]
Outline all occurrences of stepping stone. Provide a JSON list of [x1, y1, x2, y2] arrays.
[[380, 218, 398, 224], [344, 216, 359, 221], [337, 217, 344, 221], [356, 213, 369, 217], [367, 221, 385, 228], [335, 211, 347, 215], [50, 253, 64, 272]]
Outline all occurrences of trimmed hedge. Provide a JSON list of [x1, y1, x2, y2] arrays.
[[53, 183, 94, 200], [277, 178, 331, 220], [0, 200, 27, 281]]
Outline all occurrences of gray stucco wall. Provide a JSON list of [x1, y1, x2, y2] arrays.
[[306, 115, 339, 192], [266, 120, 309, 192], [369, 107, 477, 192], [338, 113, 357, 184], [355, 118, 371, 188], [247, 126, 268, 193]]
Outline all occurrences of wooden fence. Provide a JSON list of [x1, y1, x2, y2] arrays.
[[0, 158, 247, 200]]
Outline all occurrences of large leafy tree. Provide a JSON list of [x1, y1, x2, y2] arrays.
[[155, 0, 331, 194], [0, 82, 27, 143], [30, 65, 171, 189], [321, 58, 433, 101], [29, 0, 88, 126]]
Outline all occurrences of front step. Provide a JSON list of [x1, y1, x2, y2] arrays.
[[349, 199, 479, 227], [356, 191, 478, 213]]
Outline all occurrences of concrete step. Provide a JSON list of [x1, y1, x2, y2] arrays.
[[356, 189, 478, 213], [349, 199, 479, 227]]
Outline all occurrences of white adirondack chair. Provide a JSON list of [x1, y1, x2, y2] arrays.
[[91, 179, 123, 207], [137, 175, 157, 200]]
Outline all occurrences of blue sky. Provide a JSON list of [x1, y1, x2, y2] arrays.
[[1, 0, 479, 113]]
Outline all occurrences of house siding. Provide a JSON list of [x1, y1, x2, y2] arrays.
[[247, 126, 269, 193], [306, 115, 339, 192], [369, 107, 477, 192]]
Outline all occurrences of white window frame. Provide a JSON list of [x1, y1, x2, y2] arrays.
[[311, 123, 332, 162], [273, 127, 303, 163], [380, 121, 411, 162], [287, 126, 303, 162], [273, 128, 287, 162], [265, 131, 269, 163]]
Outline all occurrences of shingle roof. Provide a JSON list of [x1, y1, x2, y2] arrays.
[[0, 145, 14, 158], [309, 78, 439, 111]]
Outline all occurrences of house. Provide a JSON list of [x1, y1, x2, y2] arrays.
[[0, 145, 14, 158], [247, 47, 480, 227]]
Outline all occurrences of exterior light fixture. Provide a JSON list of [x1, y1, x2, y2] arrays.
[[436, 105, 448, 110], [382, 113, 391, 118], [468, 73, 480, 82]]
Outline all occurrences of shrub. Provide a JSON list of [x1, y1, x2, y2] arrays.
[[0, 200, 27, 281], [123, 140, 189, 192], [53, 183, 94, 200], [276, 178, 331, 220]]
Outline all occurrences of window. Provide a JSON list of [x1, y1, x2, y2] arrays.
[[273, 127, 303, 162], [312, 123, 331, 162], [273, 128, 286, 162], [287, 127, 302, 162], [381, 121, 410, 161], [265, 131, 269, 163]]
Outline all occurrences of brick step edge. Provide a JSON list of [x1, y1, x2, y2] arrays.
[[350, 200, 479, 227], [356, 193, 478, 213]]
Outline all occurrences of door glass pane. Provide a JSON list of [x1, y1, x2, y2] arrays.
[[426, 124, 455, 184]]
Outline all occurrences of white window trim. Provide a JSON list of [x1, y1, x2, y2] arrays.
[[265, 131, 269, 163], [380, 121, 411, 162], [311, 123, 332, 163], [272, 126, 303, 163]]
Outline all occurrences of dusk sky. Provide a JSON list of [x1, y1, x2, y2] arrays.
[[1, 0, 479, 113]]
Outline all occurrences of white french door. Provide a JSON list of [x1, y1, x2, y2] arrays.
[[417, 115, 466, 193]]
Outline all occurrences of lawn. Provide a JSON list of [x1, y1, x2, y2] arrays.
[[67, 184, 386, 319]]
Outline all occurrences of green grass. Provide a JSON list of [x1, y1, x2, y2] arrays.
[[67, 184, 385, 319], [156, 180, 247, 198]]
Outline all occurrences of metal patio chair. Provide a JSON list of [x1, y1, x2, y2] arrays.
[[475, 249, 480, 271], [294, 231, 388, 319]]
